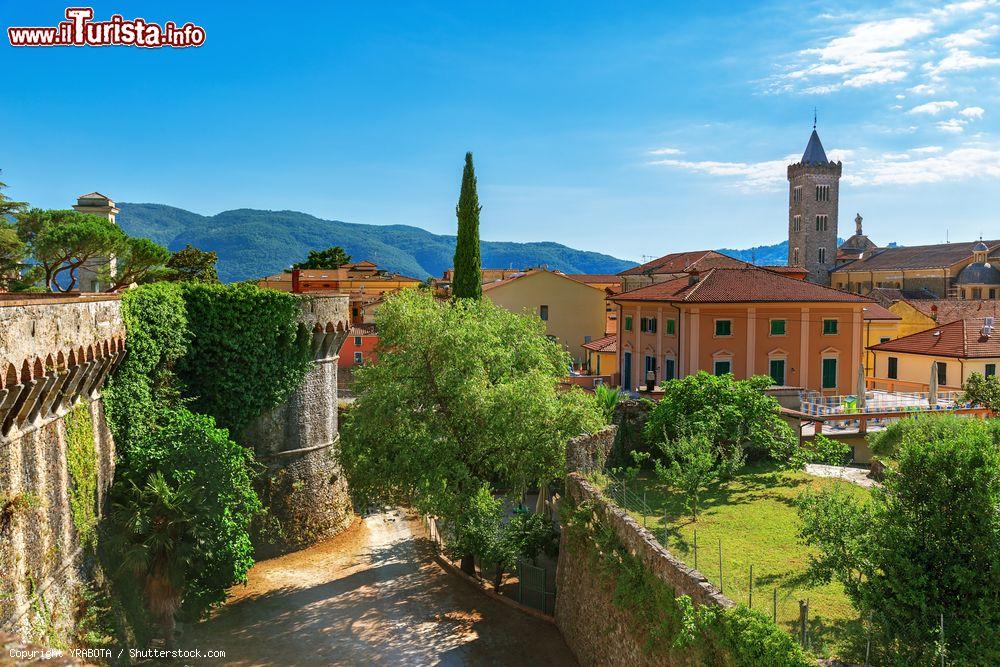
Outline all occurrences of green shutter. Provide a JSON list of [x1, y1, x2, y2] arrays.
[[715, 320, 732, 336], [822, 358, 837, 389], [769, 359, 785, 385], [823, 319, 838, 335], [665, 319, 676, 335], [624, 316, 632, 331], [770, 319, 786, 335]]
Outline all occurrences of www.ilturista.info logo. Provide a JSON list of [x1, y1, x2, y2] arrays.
[[8, 7, 205, 48]]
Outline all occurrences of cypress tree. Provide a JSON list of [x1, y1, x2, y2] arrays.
[[452, 152, 482, 299]]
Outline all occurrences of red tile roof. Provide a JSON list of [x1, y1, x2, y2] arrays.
[[870, 317, 1000, 358], [582, 334, 616, 353], [618, 250, 749, 276], [482, 269, 605, 292], [837, 240, 1000, 271], [567, 274, 621, 284], [904, 299, 1000, 325], [862, 304, 901, 321], [612, 268, 874, 304]]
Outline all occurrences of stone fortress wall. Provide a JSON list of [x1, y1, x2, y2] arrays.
[[0, 294, 124, 639], [244, 293, 355, 556]]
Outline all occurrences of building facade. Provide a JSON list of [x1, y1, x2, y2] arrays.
[[71, 192, 119, 292], [612, 267, 874, 394]]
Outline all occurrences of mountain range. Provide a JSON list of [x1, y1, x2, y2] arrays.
[[117, 204, 640, 283]]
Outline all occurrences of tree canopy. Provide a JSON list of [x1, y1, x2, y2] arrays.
[[292, 245, 351, 270], [452, 152, 482, 299], [340, 288, 603, 522], [797, 415, 1000, 664]]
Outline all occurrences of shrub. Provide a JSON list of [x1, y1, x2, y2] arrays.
[[789, 434, 852, 468], [962, 371, 1000, 412]]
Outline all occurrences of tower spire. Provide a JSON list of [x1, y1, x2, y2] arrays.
[[813, 107, 817, 129]]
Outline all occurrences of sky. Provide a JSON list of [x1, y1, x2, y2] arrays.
[[2, 1, 999, 263]]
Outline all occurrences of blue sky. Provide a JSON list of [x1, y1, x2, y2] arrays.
[[2, 1, 998, 262]]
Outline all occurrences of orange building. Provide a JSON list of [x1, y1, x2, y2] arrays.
[[611, 267, 875, 394], [338, 323, 378, 369], [568, 274, 623, 334], [258, 261, 422, 323]]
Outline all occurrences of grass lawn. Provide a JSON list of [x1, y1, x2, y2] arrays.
[[597, 462, 871, 661]]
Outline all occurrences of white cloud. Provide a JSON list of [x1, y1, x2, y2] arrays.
[[937, 118, 968, 132], [909, 83, 938, 94], [960, 106, 986, 118], [908, 100, 960, 114], [925, 49, 1000, 77], [648, 142, 1000, 188], [648, 147, 683, 155], [936, 25, 999, 48]]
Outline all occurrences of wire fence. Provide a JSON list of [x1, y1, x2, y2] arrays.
[[602, 475, 962, 663]]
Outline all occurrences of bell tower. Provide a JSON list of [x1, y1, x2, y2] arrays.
[[787, 119, 841, 285]]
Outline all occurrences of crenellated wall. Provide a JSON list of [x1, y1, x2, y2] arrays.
[[0, 294, 123, 641], [245, 294, 355, 556]]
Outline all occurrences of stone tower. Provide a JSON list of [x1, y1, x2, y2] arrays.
[[787, 125, 841, 285], [72, 193, 119, 292]]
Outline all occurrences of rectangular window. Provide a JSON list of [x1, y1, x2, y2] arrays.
[[645, 355, 656, 373], [649, 317, 657, 333], [770, 319, 786, 336], [887, 357, 898, 379], [769, 358, 785, 385], [815, 184, 830, 202], [663, 357, 675, 381], [539, 305, 549, 321], [639, 317, 657, 333], [354, 336, 362, 346], [986, 363, 996, 377], [793, 247, 799, 264], [822, 357, 838, 389], [639, 317, 647, 333], [624, 316, 633, 331], [822, 319, 838, 335], [818, 247, 826, 263], [793, 186, 801, 204], [991, 289, 997, 299], [815, 214, 828, 231], [792, 215, 801, 232], [880, 337, 891, 344], [937, 362, 947, 386], [714, 360, 731, 376], [715, 319, 732, 337], [354, 351, 363, 364], [664, 318, 676, 335], [584, 335, 592, 344]]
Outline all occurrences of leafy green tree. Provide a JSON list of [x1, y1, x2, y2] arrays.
[[0, 225, 26, 290], [112, 409, 261, 621], [105, 237, 171, 291], [594, 384, 623, 423], [644, 372, 794, 464], [165, 244, 219, 283], [962, 371, 1000, 412], [797, 415, 1000, 664], [452, 152, 482, 299], [0, 175, 27, 218], [17, 209, 123, 291], [292, 245, 352, 270], [654, 433, 717, 522], [340, 289, 603, 567], [445, 486, 512, 581]]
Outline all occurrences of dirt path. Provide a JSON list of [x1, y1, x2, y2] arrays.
[[181, 510, 577, 666]]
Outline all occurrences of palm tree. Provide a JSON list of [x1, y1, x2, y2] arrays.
[[112, 472, 200, 649]]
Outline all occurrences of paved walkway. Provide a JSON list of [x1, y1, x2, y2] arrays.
[[182, 510, 577, 666], [804, 463, 879, 489]]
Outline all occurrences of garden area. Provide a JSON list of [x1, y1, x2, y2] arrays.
[[596, 372, 1000, 665], [595, 463, 870, 659]]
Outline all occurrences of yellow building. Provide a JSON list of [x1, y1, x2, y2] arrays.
[[582, 334, 617, 377], [869, 316, 1000, 391], [483, 269, 607, 364]]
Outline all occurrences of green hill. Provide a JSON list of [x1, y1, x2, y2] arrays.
[[117, 203, 638, 283]]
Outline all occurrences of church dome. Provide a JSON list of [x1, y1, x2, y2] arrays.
[[956, 261, 1000, 285], [973, 240, 989, 252]]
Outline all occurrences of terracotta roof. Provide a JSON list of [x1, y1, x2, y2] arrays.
[[612, 267, 874, 304], [567, 274, 621, 284], [761, 265, 807, 274], [867, 287, 938, 307], [862, 304, 901, 320], [349, 323, 377, 337], [837, 240, 1000, 271], [582, 334, 616, 353], [870, 317, 1000, 359], [482, 269, 605, 292], [618, 250, 748, 276], [905, 299, 1000, 325]]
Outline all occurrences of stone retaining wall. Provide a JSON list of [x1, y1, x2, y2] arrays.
[[0, 296, 122, 642], [564, 426, 616, 475], [555, 474, 733, 666]]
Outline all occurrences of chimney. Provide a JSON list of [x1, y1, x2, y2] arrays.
[[688, 270, 700, 286], [291, 268, 302, 293]]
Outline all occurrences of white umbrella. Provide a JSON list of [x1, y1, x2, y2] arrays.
[[856, 360, 866, 411], [929, 361, 938, 407]]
